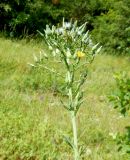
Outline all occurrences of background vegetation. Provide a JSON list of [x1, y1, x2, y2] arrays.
[[0, 37, 130, 159], [0, 0, 130, 54], [0, 0, 130, 159]]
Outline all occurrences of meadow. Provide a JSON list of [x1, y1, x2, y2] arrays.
[[0, 36, 130, 160]]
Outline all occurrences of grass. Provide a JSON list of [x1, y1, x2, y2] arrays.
[[0, 36, 130, 159]]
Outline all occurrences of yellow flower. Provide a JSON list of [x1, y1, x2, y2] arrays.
[[76, 51, 85, 58]]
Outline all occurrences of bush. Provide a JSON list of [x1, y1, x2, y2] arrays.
[[109, 72, 130, 154], [109, 72, 130, 115], [92, 0, 130, 54], [0, 0, 66, 37], [1, 0, 130, 54], [0, 0, 116, 36]]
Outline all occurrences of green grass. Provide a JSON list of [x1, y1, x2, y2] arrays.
[[0, 37, 130, 159]]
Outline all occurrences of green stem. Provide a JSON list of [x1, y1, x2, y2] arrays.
[[71, 112, 79, 160]]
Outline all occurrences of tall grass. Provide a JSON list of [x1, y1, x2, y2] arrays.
[[0, 36, 130, 159]]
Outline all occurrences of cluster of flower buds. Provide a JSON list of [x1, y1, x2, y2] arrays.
[[43, 19, 101, 114]]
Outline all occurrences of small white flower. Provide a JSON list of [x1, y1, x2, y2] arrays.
[[55, 48, 60, 54], [49, 45, 53, 50], [56, 27, 64, 34], [77, 31, 82, 35], [64, 22, 71, 29], [45, 25, 52, 35]]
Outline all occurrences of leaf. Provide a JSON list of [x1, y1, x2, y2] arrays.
[[63, 135, 74, 149], [37, 30, 44, 37], [60, 100, 69, 111]]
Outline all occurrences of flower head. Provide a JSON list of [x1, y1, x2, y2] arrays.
[[76, 51, 85, 58]]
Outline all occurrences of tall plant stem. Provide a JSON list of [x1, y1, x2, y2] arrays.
[[71, 112, 79, 160]]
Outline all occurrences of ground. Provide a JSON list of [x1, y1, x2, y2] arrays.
[[0, 37, 130, 159]]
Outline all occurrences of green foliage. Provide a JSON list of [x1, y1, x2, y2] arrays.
[[92, 0, 130, 54], [1, 0, 130, 54], [109, 72, 130, 116], [0, 0, 65, 36], [117, 126, 130, 154], [109, 72, 130, 155], [0, 37, 130, 159], [0, 0, 109, 36]]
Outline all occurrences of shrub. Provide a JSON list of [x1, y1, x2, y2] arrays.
[[109, 72, 130, 115], [109, 72, 130, 154], [92, 0, 130, 54]]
